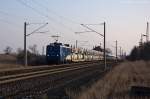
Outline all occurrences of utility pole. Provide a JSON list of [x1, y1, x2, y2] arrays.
[[140, 34, 143, 46], [146, 22, 149, 42], [24, 22, 48, 66], [71, 45, 73, 62], [24, 22, 27, 67], [75, 22, 106, 69], [115, 40, 118, 62], [120, 46, 122, 58], [76, 40, 79, 60], [42, 46, 44, 55], [104, 22, 106, 69], [76, 40, 78, 48], [122, 49, 123, 58]]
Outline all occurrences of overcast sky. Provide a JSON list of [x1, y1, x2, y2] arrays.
[[0, 0, 150, 55]]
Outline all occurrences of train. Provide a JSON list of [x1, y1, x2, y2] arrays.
[[46, 42, 104, 64]]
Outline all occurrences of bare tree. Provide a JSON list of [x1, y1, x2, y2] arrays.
[[4, 46, 12, 54], [17, 48, 22, 54], [29, 44, 38, 55]]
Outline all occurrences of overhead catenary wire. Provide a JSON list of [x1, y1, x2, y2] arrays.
[[0, 10, 23, 29], [16, 0, 59, 34], [26, 23, 48, 36], [0, 10, 23, 20], [80, 24, 104, 37], [0, 9, 47, 22], [16, 0, 92, 45], [30, 0, 80, 24], [16, 0, 77, 33], [30, 0, 81, 32], [0, 18, 22, 30]]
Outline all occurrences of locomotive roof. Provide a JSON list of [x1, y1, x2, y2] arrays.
[[48, 42, 70, 48]]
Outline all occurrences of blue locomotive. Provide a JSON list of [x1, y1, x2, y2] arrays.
[[46, 42, 71, 64], [46, 42, 103, 64]]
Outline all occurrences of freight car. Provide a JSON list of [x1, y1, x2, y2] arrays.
[[46, 42, 103, 64]]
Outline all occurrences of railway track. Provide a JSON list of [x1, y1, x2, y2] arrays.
[[0, 61, 114, 98], [0, 61, 101, 77], [0, 62, 102, 84]]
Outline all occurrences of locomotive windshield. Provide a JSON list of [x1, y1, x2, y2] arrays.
[[46, 46, 60, 55], [49, 45, 60, 50]]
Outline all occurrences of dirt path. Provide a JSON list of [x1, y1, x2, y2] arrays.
[[76, 61, 150, 99]]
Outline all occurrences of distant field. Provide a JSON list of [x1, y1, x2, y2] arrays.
[[0, 54, 23, 70], [75, 61, 150, 99], [0, 63, 23, 70], [0, 54, 16, 63]]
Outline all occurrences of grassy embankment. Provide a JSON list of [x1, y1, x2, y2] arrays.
[[0, 54, 23, 70], [72, 61, 150, 99]]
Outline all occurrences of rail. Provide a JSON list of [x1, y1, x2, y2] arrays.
[[0, 62, 103, 84]]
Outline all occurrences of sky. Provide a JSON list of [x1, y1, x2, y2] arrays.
[[0, 0, 150, 55]]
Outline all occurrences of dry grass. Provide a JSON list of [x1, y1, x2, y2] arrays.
[[75, 61, 150, 99], [0, 54, 16, 63], [0, 54, 23, 70], [0, 63, 23, 70]]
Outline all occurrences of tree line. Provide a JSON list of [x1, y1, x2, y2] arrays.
[[3, 44, 46, 66], [127, 42, 150, 61]]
